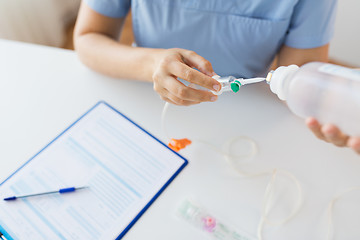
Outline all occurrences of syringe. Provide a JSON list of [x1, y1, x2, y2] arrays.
[[211, 75, 266, 95]]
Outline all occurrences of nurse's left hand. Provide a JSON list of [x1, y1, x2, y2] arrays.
[[306, 117, 360, 154]]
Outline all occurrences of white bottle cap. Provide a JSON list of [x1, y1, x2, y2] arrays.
[[270, 65, 299, 100]]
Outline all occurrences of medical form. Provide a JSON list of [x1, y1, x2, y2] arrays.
[[0, 101, 188, 240]]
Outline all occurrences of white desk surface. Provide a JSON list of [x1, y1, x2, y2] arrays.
[[0, 39, 359, 239]]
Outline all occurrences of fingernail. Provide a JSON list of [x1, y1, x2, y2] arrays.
[[213, 84, 220, 91], [211, 96, 217, 102]]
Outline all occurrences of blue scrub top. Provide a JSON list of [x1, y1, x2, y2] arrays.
[[85, 0, 337, 78]]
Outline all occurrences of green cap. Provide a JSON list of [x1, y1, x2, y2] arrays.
[[231, 80, 241, 93]]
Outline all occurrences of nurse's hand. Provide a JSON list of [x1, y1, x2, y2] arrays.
[[306, 117, 360, 154], [152, 48, 221, 106]]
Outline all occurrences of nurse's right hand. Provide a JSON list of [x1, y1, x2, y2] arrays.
[[152, 48, 221, 106]]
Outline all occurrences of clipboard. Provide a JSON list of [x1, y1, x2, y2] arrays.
[[0, 101, 188, 240]]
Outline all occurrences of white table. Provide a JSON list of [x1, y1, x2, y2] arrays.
[[0, 39, 359, 239]]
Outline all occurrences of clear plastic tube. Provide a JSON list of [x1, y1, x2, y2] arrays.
[[211, 75, 265, 95], [211, 75, 237, 95], [177, 199, 257, 240]]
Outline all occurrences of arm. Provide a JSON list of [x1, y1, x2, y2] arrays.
[[74, 2, 155, 81], [74, 2, 220, 105], [276, 44, 329, 67], [276, 44, 360, 154]]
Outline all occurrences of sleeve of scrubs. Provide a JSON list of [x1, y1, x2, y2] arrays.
[[84, 0, 131, 18], [284, 0, 337, 49]]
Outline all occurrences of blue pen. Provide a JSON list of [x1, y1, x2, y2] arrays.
[[3, 186, 88, 201]]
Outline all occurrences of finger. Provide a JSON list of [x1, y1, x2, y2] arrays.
[[347, 137, 360, 154], [305, 117, 327, 141], [154, 76, 194, 105], [157, 80, 201, 106], [168, 61, 221, 92], [159, 95, 178, 105], [181, 50, 216, 76], [321, 124, 349, 147], [157, 83, 198, 106], [153, 77, 175, 101], [166, 91, 201, 106], [153, 73, 217, 103], [162, 76, 218, 103]]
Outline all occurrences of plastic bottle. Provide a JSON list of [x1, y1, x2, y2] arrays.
[[267, 62, 360, 136]]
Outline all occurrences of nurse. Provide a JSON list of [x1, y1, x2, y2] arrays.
[[74, 0, 360, 154]]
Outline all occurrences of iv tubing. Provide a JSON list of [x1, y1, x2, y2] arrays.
[[161, 102, 171, 142], [161, 101, 303, 239], [327, 186, 360, 240]]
